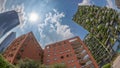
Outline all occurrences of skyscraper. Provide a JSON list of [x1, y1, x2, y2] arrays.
[[73, 5, 120, 66], [44, 36, 98, 68], [0, 32, 16, 52], [0, 10, 20, 38], [3, 32, 43, 64]]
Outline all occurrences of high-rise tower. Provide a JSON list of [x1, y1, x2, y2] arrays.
[[0, 10, 20, 38], [0, 32, 16, 52], [73, 5, 120, 66]]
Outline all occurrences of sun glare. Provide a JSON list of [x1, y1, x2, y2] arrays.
[[29, 12, 39, 22]]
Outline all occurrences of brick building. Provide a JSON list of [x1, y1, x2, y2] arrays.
[[3, 32, 43, 64], [44, 37, 98, 68]]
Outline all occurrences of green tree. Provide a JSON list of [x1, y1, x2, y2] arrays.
[[0, 54, 15, 68], [16, 58, 45, 68], [51, 63, 67, 68]]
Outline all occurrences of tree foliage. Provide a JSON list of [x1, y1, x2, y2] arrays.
[[0, 54, 15, 68]]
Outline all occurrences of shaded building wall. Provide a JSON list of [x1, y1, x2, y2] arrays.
[[44, 38, 81, 68]]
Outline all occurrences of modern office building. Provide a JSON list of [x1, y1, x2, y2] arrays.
[[115, 0, 120, 9], [0, 32, 16, 53], [44, 36, 98, 68], [0, 10, 20, 38], [3, 32, 43, 64], [73, 5, 120, 66]]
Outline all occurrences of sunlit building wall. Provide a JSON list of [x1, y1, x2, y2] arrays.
[[44, 36, 98, 68]]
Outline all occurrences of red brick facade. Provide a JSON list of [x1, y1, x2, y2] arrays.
[[44, 37, 99, 68], [3, 32, 98, 68], [3, 32, 43, 64]]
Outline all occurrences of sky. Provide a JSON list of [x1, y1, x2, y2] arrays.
[[0, 0, 118, 48]]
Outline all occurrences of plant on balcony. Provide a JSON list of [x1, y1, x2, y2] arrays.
[[102, 63, 111, 68]]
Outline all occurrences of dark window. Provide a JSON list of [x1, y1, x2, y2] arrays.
[[9, 54, 13, 57], [61, 56, 64, 59], [39, 53, 41, 56], [64, 41, 66, 44], [20, 47, 24, 52], [66, 54, 69, 57], [16, 54, 21, 60]]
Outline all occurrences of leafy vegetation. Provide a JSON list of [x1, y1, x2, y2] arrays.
[[50, 63, 67, 68], [16, 58, 67, 68], [16, 58, 42, 68], [102, 63, 111, 68], [73, 5, 120, 66], [73, 5, 120, 46], [0, 54, 15, 68]]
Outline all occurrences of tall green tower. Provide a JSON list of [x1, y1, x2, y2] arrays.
[[73, 5, 120, 66]]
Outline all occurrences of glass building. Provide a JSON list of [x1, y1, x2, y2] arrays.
[[0, 32, 16, 52], [0, 10, 20, 38]]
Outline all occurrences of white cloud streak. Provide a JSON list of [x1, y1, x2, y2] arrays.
[[78, 0, 92, 6], [106, 0, 115, 8], [38, 9, 74, 47], [0, 0, 7, 12]]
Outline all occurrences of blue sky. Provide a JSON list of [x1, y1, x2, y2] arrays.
[[0, 0, 117, 48]]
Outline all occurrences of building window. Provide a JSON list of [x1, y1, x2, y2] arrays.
[[66, 54, 69, 57], [68, 49, 70, 52], [47, 46, 49, 49], [20, 47, 24, 52], [54, 53, 56, 55], [71, 60, 74, 62], [73, 65, 76, 68], [48, 50, 50, 52], [54, 58, 57, 60], [61, 56, 64, 59], [68, 60, 71, 63], [16, 54, 21, 60], [9, 54, 13, 57], [39, 53, 41, 56], [64, 41, 66, 44], [60, 52, 63, 54], [48, 54, 50, 57], [47, 60, 50, 62]]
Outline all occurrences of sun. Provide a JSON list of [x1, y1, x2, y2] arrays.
[[29, 12, 39, 22]]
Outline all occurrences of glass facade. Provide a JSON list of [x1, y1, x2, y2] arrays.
[[0, 32, 16, 52], [0, 10, 20, 38]]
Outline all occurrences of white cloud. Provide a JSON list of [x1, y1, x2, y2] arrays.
[[78, 0, 92, 6], [0, 0, 7, 12], [12, 4, 27, 30], [38, 9, 74, 47], [106, 0, 114, 8]]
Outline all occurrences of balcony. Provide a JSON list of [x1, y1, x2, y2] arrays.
[[79, 59, 87, 66], [75, 48, 84, 54], [72, 45, 81, 49]]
